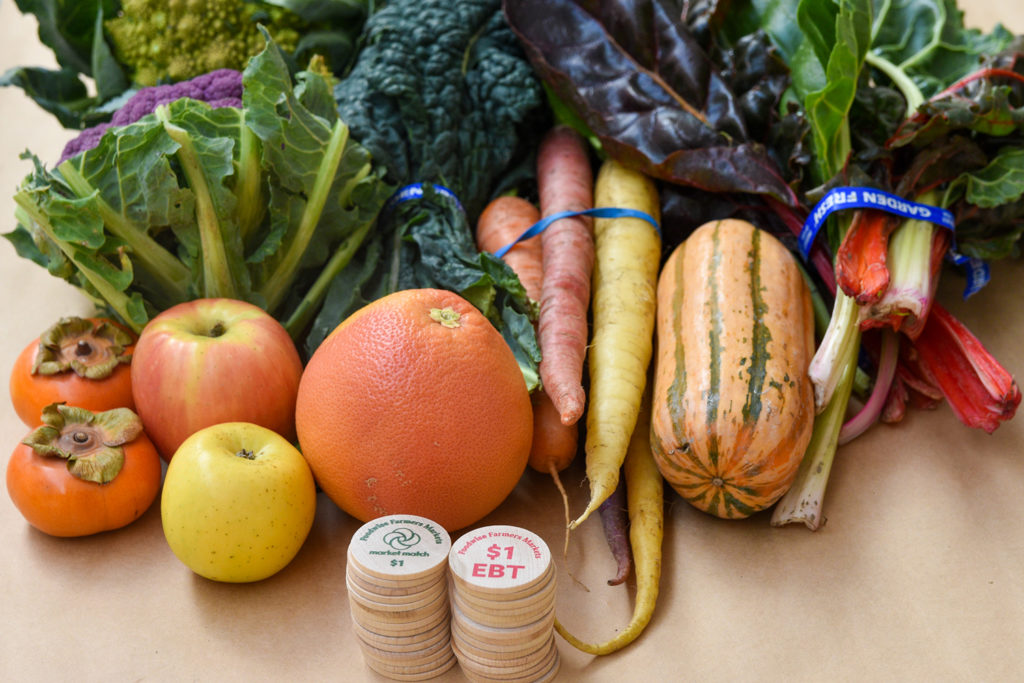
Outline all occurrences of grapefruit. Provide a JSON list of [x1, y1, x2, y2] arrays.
[[295, 288, 533, 531]]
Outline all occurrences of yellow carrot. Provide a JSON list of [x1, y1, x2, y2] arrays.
[[556, 385, 664, 654], [570, 158, 661, 529]]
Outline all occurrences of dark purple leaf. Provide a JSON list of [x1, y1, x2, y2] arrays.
[[503, 0, 798, 205]]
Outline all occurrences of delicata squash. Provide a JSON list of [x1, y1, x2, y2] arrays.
[[651, 219, 815, 519]]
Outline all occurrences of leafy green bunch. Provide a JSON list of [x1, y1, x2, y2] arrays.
[[307, 0, 548, 387], [8, 36, 392, 349]]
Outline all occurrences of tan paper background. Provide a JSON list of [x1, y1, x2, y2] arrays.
[[1, 3, 1022, 681]]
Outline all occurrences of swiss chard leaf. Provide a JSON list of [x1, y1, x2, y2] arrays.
[[869, 0, 1016, 99], [796, 0, 873, 186], [951, 147, 1024, 209], [888, 51, 1024, 147], [944, 146, 1024, 260], [503, 0, 798, 205]]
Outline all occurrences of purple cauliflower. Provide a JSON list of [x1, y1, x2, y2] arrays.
[[59, 69, 244, 164]]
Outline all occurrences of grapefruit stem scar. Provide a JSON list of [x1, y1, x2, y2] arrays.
[[429, 308, 463, 328]]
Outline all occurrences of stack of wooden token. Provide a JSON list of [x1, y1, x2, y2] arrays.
[[447, 525, 559, 682], [346, 514, 455, 680]]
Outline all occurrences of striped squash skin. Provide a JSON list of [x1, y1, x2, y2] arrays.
[[650, 219, 815, 519]]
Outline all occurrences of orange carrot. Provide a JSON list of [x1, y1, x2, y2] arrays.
[[536, 125, 595, 427], [527, 389, 579, 476], [528, 387, 579, 539], [476, 193, 580, 536], [475, 196, 544, 299]]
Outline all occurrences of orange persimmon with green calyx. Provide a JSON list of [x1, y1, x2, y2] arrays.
[[9, 317, 136, 427], [295, 288, 533, 532], [6, 403, 162, 537]]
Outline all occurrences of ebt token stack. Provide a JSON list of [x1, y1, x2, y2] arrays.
[[448, 525, 559, 682], [346, 514, 455, 680]]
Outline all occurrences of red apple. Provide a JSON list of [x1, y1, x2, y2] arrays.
[[130, 298, 304, 461]]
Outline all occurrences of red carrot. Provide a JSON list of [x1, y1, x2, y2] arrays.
[[536, 125, 595, 426], [598, 473, 632, 586]]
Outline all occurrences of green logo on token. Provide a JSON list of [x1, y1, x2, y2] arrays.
[[383, 528, 421, 550]]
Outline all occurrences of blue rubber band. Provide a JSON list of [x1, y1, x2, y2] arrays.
[[383, 182, 465, 215], [493, 207, 660, 259], [800, 186, 989, 299]]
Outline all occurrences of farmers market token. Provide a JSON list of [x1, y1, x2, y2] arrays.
[[453, 561, 555, 604], [452, 635, 559, 682], [447, 588, 556, 645], [356, 627, 454, 667], [363, 650, 458, 681], [450, 612, 554, 655], [349, 600, 451, 637], [448, 525, 552, 596], [350, 612, 451, 653], [346, 573, 449, 611], [461, 652, 560, 683], [452, 569, 555, 611], [346, 561, 446, 595], [348, 514, 452, 582], [447, 526, 560, 681], [348, 587, 450, 619], [451, 589, 555, 628], [451, 631, 556, 669]]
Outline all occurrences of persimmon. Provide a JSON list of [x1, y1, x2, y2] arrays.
[[6, 404, 162, 537], [9, 316, 136, 427]]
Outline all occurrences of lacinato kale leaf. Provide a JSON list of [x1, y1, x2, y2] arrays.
[[309, 0, 545, 389]]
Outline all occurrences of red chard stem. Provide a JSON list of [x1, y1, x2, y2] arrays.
[[911, 303, 1021, 433]]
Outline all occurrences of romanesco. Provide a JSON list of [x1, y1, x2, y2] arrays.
[[105, 0, 305, 86]]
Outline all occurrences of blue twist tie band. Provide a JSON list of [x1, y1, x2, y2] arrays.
[[800, 186, 988, 299], [493, 207, 660, 259]]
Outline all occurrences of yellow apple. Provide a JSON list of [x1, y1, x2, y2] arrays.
[[161, 422, 316, 583]]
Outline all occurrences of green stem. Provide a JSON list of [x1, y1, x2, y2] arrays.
[[57, 161, 191, 305], [865, 51, 925, 113], [157, 108, 237, 300], [282, 217, 375, 340], [14, 191, 142, 332], [859, 190, 941, 328], [259, 118, 352, 313], [235, 119, 265, 248], [808, 289, 861, 411], [770, 335, 859, 531]]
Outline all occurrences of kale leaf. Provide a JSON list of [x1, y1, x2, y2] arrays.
[[308, 0, 546, 389]]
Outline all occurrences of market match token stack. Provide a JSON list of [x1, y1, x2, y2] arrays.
[[346, 515, 455, 680], [447, 525, 560, 682]]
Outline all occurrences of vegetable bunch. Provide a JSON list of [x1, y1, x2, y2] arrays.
[[7, 37, 393, 348], [505, 0, 1023, 528]]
